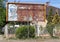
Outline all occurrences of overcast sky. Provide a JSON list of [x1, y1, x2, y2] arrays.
[[8, 0, 60, 8]]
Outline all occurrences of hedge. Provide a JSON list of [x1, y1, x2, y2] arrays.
[[15, 25, 35, 39]]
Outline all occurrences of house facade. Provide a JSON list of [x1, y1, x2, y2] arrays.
[[5, 2, 60, 37], [6, 2, 46, 22]]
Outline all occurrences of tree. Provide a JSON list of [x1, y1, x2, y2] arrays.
[[47, 8, 54, 37], [52, 11, 60, 25], [47, 8, 53, 24], [47, 8, 60, 37], [0, 0, 6, 34], [52, 10, 60, 37]]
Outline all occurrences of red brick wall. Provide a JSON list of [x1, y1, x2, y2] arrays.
[[6, 3, 46, 22]]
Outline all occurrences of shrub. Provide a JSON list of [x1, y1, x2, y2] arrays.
[[0, 29, 4, 34], [29, 26, 35, 38], [46, 24, 54, 37], [15, 25, 35, 39]]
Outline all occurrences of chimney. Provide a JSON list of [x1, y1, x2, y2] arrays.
[[45, 2, 50, 7], [14, 0, 16, 2], [18, 0, 20, 3]]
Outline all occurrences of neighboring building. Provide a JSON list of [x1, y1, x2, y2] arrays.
[[6, 2, 47, 27], [6, 2, 60, 27], [5, 2, 60, 37], [6, 2, 46, 22], [46, 6, 60, 16]]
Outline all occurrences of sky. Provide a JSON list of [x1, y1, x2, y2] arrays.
[[8, 0, 60, 8]]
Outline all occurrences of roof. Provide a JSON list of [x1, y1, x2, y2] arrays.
[[46, 6, 60, 15], [7, 2, 45, 5], [7, 2, 60, 15]]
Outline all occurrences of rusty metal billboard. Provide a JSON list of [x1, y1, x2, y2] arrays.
[[6, 2, 46, 22]]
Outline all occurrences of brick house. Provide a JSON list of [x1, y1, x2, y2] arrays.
[[5, 2, 60, 37]]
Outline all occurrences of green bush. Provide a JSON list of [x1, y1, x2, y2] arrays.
[[15, 25, 35, 39], [46, 24, 54, 37], [0, 29, 4, 34]]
